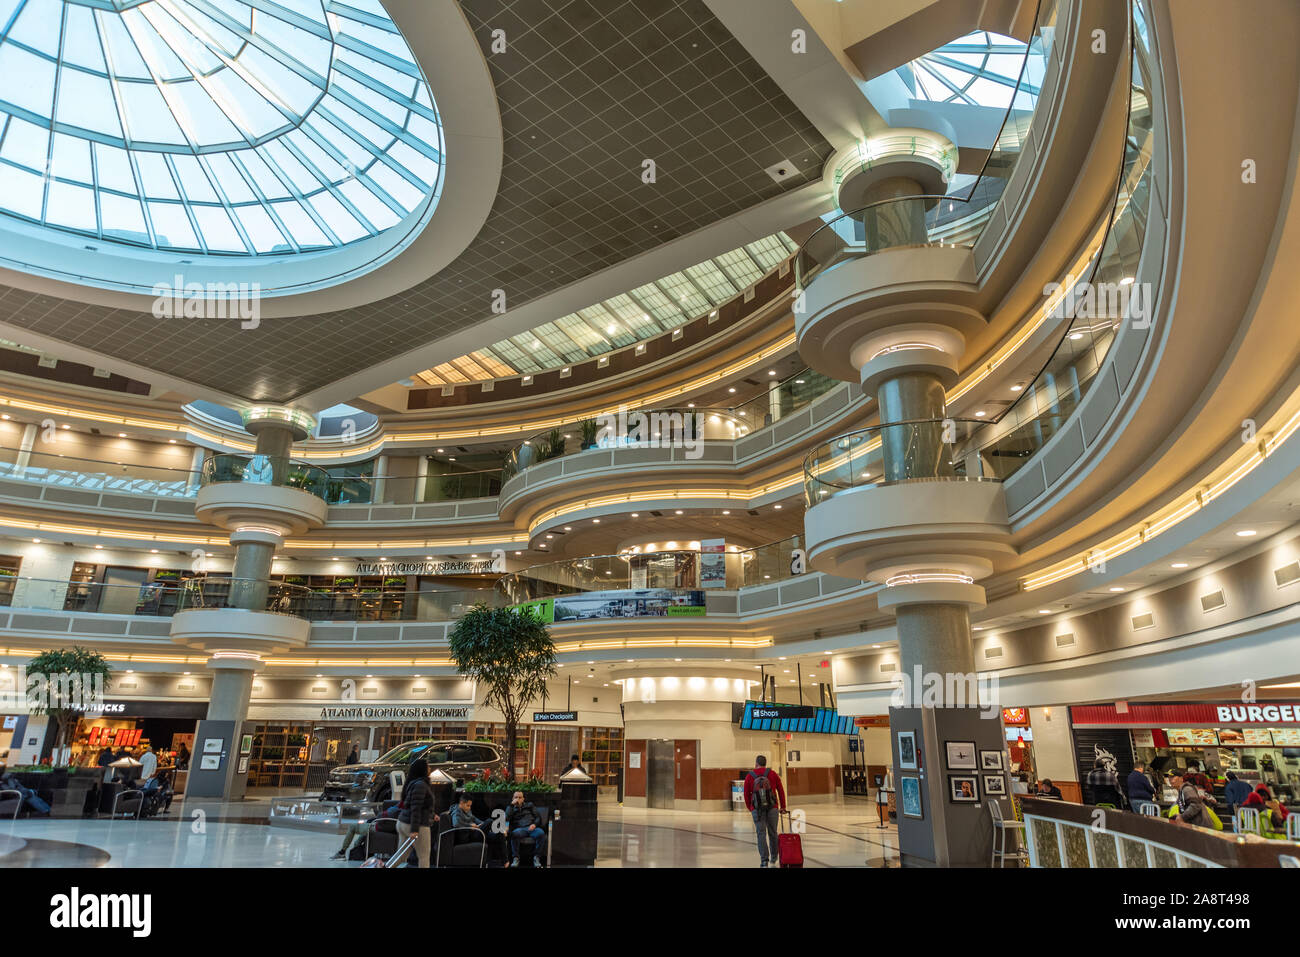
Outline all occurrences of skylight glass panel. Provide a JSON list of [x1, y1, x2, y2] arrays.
[[714, 248, 762, 288], [684, 261, 736, 303], [655, 273, 710, 317], [551, 316, 604, 357], [0, 0, 440, 255], [907, 32, 1028, 107], [0, 164, 44, 218]]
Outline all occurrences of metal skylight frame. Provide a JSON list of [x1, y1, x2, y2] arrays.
[[0, 0, 442, 256], [904, 31, 1034, 108], [413, 233, 798, 385]]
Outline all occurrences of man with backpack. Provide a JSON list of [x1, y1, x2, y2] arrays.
[[743, 755, 787, 867]]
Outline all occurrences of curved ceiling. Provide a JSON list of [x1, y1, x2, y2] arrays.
[[0, 0, 832, 406]]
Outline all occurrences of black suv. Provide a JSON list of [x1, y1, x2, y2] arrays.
[[320, 740, 506, 804]]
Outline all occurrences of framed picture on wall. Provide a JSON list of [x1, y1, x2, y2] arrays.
[[199, 755, 220, 770], [240, 734, 253, 755], [900, 775, 924, 819], [237, 756, 249, 774], [948, 775, 979, 803], [897, 731, 918, 770], [945, 741, 977, 770], [979, 749, 1005, 771], [983, 774, 1007, 797], [202, 738, 223, 754]]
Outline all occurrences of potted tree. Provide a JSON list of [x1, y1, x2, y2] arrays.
[[22, 646, 113, 816], [447, 602, 556, 793], [579, 418, 599, 450]]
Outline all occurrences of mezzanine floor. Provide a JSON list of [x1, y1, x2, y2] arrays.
[[0, 794, 899, 868]]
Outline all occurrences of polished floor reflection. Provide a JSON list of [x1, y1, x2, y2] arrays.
[[0, 796, 898, 868]]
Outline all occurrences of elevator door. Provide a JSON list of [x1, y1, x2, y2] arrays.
[[646, 739, 675, 809]]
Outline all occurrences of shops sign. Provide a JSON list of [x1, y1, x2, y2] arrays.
[[319, 706, 471, 720], [1217, 704, 1300, 724]]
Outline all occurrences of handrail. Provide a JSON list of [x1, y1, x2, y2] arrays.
[[501, 366, 841, 484], [0, 445, 200, 497], [803, 417, 998, 506], [960, 5, 1153, 481], [794, 0, 1059, 290], [201, 453, 372, 505], [177, 577, 315, 618]]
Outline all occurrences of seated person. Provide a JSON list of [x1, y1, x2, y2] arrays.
[[449, 793, 508, 866], [331, 800, 400, 861], [1036, 778, 1062, 799], [505, 790, 547, 866], [1223, 771, 1252, 811]]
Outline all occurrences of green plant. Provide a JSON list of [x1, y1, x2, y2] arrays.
[[540, 428, 566, 461], [24, 646, 112, 759], [448, 603, 556, 780], [462, 767, 556, 792], [579, 418, 599, 448]]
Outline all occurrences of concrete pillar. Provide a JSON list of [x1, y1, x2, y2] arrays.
[[186, 445, 205, 494], [875, 369, 952, 481], [207, 665, 255, 723], [189, 654, 260, 801], [859, 175, 928, 248]]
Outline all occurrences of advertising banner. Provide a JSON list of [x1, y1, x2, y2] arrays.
[[700, 539, 727, 589], [511, 588, 706, 622]]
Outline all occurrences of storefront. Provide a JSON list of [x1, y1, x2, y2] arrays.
[[1071, 701, 1300, 803], [1002, 707, 1037, 787], [66, 699, 207, 768]]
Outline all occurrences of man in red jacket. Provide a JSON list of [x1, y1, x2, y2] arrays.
[[743, 755, 788, 867]]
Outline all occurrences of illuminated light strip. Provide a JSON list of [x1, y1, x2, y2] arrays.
[[1022, 403, 1300, 590], [0, 512, 526, 552], [885, 572, 974, 586]]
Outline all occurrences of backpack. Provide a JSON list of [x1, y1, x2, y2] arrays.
[[751, 769, 774, 812]]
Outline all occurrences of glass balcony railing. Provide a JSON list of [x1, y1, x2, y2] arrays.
[[804, 418, 999, 507], [960, 2, 1155, 481], [200, 453, 372, 505], [794, 0, 1060, 291], [0, 446, 200, 498], [176, 577, 315, 617], [0, 576, 185, 616], [501, 367, 843, 484], [495, 537, 806, 603]]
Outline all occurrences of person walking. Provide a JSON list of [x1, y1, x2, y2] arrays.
[[138, 745, 157, 786], [743, 755, 787, 867], [396, 758, 435, 868]]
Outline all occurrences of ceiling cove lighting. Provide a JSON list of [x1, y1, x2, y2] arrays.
[[0, 0, 444, 283]]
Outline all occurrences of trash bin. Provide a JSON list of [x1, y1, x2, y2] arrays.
[[552, 769, 597, 866], [731, 779, 746, 812]]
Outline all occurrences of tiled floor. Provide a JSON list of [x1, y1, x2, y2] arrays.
[[0, 796, 899, 868]]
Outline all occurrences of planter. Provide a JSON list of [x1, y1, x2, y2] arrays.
[[465, 789, 560, 822]]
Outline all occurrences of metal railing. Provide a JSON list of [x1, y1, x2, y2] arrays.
[[0, 446, 200, 498], [501, 367, 842, 484], [176, 577, 315, 617]]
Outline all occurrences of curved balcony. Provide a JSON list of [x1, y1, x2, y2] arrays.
[[0, 446, 199, 498], [171, 577, 314, 654], [500, 366, 840, 486], [795, 0, 1061, 294], [201, 453, 370, 504], [802, 419, 1012, 584], [196, 453, 333, 534]]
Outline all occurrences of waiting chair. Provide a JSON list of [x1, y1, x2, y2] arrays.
[[0, 789, 23, 819], [1235, 807, 1262, 836], [989, 799, 1028, 868], [1279, 855, 1300, 868], [110, 789, 143, 819], [366, 817, 400, 860], [1136, 802, 1159, 816], [436, 826, 486, 868]]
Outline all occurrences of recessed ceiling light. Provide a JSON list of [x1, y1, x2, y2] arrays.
[[1010, 385, 1023, 392], [674, 509, 683, 515], [1069, 332, 1083, 340], [631, 512, 639, 518], [1171, 562, 1188, 568], [727, 387, 736, 393], [1109, 586, 1124, 592], [975, 411, 987, 417], [722, 510, 730, 515], [1038, 609, 1050, 614], [564, 526, 572, 531], [767, 370, 776, 376], [1120, 276, 1135, 285], [31, 538, 39, 543], [1236, 529, 1257, 537], [774, 504, 782, 510], [117, 432, 125, 437], [593, 518, 600, 523]]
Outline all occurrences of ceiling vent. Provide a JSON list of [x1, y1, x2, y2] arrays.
[[764, 158, 798, 184], [1131, 612, 1155, 631], [984, 646, 1004, 659], [879, 661, 897, 673], [1200, 589, 1227, 613], [1274, 560, 1300, 587], [1055, 633, 1076, 647], [480, 380, 494, 393]]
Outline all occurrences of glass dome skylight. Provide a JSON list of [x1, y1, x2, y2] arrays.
[[903, 31, 1031, 109], [0, 0, 442, 257]]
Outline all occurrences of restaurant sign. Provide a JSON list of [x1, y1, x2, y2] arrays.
[[1072, 702, 1300, 726], [355, 553, 503, 576], [319, 706, 471, 720]]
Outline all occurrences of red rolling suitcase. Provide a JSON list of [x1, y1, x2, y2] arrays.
[[777, 812, 803, 868]]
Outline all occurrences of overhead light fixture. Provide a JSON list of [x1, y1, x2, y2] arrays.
[[1171, 562, 1189, 568], [975, 411, 987, 417], [1010, 385, 1023, 392], [1037, 609, 1050, 614], [1109, 586, 1124, 592], [1236, 529, 1257, 537]]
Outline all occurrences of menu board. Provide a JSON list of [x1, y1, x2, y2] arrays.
[[1270, 728, 1300, 746], [1217, 728, 1246, 745], [1166, 728, 1219, 746], [1130, 729, 1155, 748], [1242, 729, 1275, 746]]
